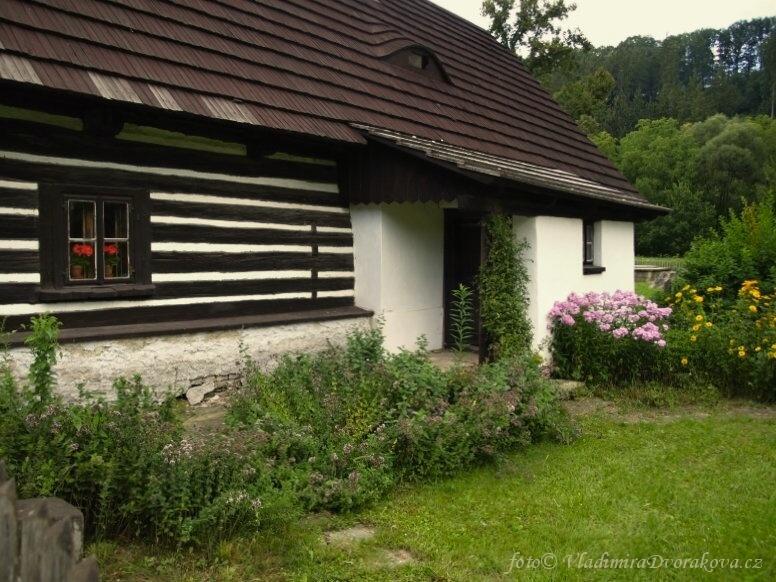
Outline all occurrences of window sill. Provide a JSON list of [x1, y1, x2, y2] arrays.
[[583, 265, 606, 275], [38, 284, 156, 302]]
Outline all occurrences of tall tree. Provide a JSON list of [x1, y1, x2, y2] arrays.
[[763, 33, 776, 117], [481, 0, 591, 77]]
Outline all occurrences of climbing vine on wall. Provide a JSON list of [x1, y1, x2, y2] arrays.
[[478, 213, 532, 360]]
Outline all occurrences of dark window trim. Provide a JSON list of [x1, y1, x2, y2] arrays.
[[38, 183, 154, 300], [583, 265, 606, 275]]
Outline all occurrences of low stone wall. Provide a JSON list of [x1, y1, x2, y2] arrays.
[[0, 463, 99, 582], [7, 317, 370, 403], [635, 266, 676, 291]]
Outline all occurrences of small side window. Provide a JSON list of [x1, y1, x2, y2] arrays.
[[583, 220, 606, 275], [583, 220, 595, 265]]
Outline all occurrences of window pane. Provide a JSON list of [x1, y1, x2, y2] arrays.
[[104, 202, 128, 238], [68, 200, 95, 239], [104, 241, 130, 279], [103, 201, 130, 279], [583, 223, 595, 264], [68, 200, 96, 280]]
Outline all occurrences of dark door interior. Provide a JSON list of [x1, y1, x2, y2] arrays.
[[443, 210, 482, 349]]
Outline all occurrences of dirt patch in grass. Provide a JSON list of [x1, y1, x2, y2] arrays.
[[563, 395, 776, 424], [323, 525, 376, 546], [323, 524, 417, 569]]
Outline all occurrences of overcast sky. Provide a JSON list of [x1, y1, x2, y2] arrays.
[[431, 0, 776, 47]]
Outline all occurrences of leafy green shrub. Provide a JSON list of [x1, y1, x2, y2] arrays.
[[666, 282, 775, 400], [0, 316, 297, 549], [2, 315, 573, 550], [228, 324, 572, 507], [678, 197, 776, 301]]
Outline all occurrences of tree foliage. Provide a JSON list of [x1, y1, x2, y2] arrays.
[[541, 17, 776, 137], [481, 0, 591, 77], [605, 114, 776, 256]]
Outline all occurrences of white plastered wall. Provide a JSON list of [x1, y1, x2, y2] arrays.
[[351, 203, 444, 351], [514, 216, 634, 355]]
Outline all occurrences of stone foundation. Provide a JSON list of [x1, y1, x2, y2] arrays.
[[7, 317, 371, 402]]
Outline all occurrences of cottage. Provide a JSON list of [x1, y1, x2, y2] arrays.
[[0, 0, 666, 399]]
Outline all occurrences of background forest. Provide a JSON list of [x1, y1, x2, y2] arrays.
[[484, 1, 776, 257], [553, 17, 776, 256]]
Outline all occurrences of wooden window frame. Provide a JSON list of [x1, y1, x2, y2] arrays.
[[38, 184, 154, 300]]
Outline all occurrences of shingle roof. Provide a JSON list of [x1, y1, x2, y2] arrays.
[[0, 0, 657, 211]]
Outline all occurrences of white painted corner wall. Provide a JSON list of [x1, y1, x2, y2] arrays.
[[351, 203, 444, 351], [514, 215, 635, 354], [350, 204, 635, 358]]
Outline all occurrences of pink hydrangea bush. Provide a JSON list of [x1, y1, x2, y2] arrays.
[[548, 291, 673, 385]]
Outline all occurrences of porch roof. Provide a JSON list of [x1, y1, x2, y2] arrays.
[[353, 124, 669, 216]]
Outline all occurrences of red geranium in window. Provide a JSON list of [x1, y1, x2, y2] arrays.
[[70, 242, 94, 267], [104, 243, 120, 268]]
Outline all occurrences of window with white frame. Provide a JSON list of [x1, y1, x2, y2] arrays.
[[583, 220, 606, 274], [38, 184, 153, 298]]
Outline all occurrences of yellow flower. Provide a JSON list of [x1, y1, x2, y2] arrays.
[[681, 357, 688, 366], [675, 292, 683, 299], [695, 314, 703, 322], [738, 350, 746, 358], [755, 346, 762, 352], [738, 345, 745, 351], [694, 295, 704, 303], [751, 290, 761, 299], [749, 305, 757, 313], [705, 321, 713, 328], [691, 335, 697, 342], [692, 324, 701, 331]]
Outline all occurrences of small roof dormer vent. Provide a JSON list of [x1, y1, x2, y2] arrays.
[[384, 44, 452, 84]]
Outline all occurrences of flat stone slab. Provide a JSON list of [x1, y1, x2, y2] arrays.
[[323, 525, 375, 546]]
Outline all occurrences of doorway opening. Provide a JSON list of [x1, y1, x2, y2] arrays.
[[443, 210, 483, 351]]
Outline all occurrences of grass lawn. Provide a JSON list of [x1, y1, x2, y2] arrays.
[[94, 398, 775, 581]]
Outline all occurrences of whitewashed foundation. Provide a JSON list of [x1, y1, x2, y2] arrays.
[[6, 317, 370, 403]]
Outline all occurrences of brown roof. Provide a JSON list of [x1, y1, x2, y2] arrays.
[[0, 0, 657, 212]]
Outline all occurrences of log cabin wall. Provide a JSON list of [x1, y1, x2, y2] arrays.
[[0, 113, 363, 345]]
